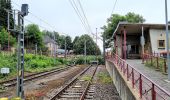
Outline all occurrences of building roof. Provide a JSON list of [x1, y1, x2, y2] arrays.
[[113, 22, 170, 37], [43, 35, 56, 44]]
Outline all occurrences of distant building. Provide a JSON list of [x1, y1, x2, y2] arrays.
[[43, 35, 57, 56], [113, 22, 170, 59]]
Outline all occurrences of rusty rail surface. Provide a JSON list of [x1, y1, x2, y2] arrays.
[[50, 65, 97, 100], [106, 53, 170, 100], [0, 66, 70, 87]]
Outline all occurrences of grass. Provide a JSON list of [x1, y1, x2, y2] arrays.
[[73, 55, 104, 65], [145, 57, 167, 74], [97, 72, 112, 84], [81, 75, 92, 81], [0, 53, 70, 82]]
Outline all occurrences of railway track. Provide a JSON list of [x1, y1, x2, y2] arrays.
[[0, 66, 71, 87], [50, 65, 98, 100]]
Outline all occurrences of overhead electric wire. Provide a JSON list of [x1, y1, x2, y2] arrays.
[[11, 1, 68, 36], [68, 0, 90, 34], [110, 0, 118, 16], [110, 0, 118, 39], [68, 0, 102, 40], [77, 0, 92, 33]]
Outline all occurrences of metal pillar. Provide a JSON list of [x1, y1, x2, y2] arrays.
[[115, 33, 118, 62], [17, 12, 25, 98], [165, 0, 170, 80], [103, 34, 105, 65], [35, 43, 37, 55], [124, 27, 127, 60], [54, 34, 56, 64], [96, 28, 98, 61], [141, 26, 145, 64], [7, 11, 10, 51], [65, 38, 67, 59], [84, 40, 87, 64], [121, 32, 123, 58]]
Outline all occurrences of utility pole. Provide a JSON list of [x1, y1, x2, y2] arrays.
[[54, 33, 56, 64], [103, 33, 106, 65], [84, 40, 87, 64], [141, 26, 145, 64], [165, 0, 170, 81], [6, 5, 28, 98], [17, 4, 28, 97], [65, 37, 67, 59], [35, 43, 37, 55], [96, 28, 98, 61], [7, 11, 10, 51]]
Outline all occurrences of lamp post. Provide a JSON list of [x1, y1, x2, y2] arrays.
[[165, 0, 170, 80]]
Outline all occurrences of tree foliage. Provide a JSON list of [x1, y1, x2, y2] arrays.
[[0, 0, 13, 29], [25, 24, 43, 49], [65, 36, 73, 51], [102, 12, 145, 48], [73, 34, 101, 55], [0, 28, 16, 49]]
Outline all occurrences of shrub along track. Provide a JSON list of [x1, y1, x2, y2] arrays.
[[0, 66, 71, 87], [50, 65, 98, 100]]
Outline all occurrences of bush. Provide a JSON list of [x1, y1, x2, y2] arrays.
[[74, 55, 104, 65], [0, 53, 69, 81]]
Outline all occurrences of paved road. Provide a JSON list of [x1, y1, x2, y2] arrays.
[[126, 59, 170, 93]]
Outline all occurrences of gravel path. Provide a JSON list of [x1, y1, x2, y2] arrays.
[[93, 65, 121, 100]]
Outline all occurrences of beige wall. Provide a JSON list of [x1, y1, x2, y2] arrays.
[[149, 29, 170, 53]]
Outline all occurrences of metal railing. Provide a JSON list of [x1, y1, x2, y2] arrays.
[[106, 53, 170, 100], [143, 53, 167, 74]]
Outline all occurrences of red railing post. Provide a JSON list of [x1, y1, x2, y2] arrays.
[[121, 61, 123, 72], [123, 61, 125, 75], [156, 57, 159, 69], [132, 68, 134, 88], [164, 58, 167, 74], [139, 74, 142, 98], [151, 54, 153, 66], [127, 64, 129, 81], [152, 83, 156, 100], [142, 53, 144, 64]]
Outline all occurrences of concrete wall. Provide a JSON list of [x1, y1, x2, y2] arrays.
[[106, 61, 136, 100], [149, 29, 170, 53], [116, 35, 122, 57]]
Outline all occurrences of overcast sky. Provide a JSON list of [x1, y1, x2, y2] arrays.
[[12, 0, 170, 51]]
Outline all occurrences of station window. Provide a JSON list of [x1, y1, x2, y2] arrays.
[[158, 40, 165, 49]]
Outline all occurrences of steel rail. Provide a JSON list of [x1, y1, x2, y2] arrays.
[[0, 66, 70, 87], [80, 65, 98, 100], [50, 65, 94, 100]]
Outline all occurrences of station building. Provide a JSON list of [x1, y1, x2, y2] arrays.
[[113, 22, 170, 59]]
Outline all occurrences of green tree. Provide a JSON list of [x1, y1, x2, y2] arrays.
[[102, 12, 145, 48], [0, 28, 16, 49], [65, 36, 73, 52], [0, 0, 13, 29], [73, 34, 101, 55], [73, 36, 79, 45], [59, 35, 66, 49], [25, 24, 43, 49]]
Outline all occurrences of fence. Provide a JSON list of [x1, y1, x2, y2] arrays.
[[106, 53, 170, 100], [143, 53, 167, 74]]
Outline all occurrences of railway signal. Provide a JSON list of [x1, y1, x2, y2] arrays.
[[6, 4, 29, 99]]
